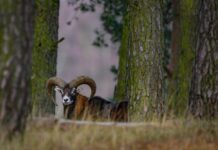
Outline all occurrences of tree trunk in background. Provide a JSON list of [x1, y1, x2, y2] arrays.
[[32, 0, 59, 116], [167, 0, 180, 75], [116, 0, 164, 121], [0, 0, 34, 136], [188, 0, 218, 118], [166, 0, 195, 116]]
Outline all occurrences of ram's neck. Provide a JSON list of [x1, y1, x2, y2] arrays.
[[63, 103, 74, 119], [74, 94, 89, 118]]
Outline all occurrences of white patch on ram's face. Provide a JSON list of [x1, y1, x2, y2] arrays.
[[62, 95, 74, 105], [71, 88, 77, 95], [54, 87, 63, 95]]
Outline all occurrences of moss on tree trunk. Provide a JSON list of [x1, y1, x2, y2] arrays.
[[32, 0, 59, 116], [116, 0, 165, 121], [166, 0, 195, 116]]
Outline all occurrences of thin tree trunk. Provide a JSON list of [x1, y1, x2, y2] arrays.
[[0, 0, 34, 136], [167, 0, 180, 76], [166, 0, 196, 116], [188, 0, 218, 118]]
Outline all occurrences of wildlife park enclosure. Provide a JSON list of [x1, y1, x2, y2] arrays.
[[0, 0, 218, 148]]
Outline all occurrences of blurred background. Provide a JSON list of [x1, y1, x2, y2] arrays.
[[56, 0, 119, 117]]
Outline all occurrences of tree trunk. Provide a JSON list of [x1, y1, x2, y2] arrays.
[[32, 0, 59, 116], [167, 0, 180, 76], [166, 0, 195, 116], [0, 0, 34, 136], [116, 0, 165, 121], [188, 0, 218, 118]]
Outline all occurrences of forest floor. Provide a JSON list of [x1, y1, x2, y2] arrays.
[[0, 119, 218, 150]]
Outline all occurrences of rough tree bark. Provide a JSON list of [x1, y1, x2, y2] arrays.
[[32, 0, 59, 116], [188, 0, 218, 118], [115, 0, 164, 121], [0, 0, 34, 136]]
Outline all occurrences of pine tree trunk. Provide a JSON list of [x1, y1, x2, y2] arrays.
[[0, 0, 34, 136], [166, 0, 195, 116], [116, 0, 164, 120], [188, 0, 218, 118], [32, 0, 59, 116]]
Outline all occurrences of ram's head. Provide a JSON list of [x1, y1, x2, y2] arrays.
[[46, 76, 96, 106]]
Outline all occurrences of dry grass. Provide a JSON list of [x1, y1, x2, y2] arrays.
[[0, 119, 217, 150]]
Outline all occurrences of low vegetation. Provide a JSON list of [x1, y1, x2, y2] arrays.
[[0, 119, 217, 150]]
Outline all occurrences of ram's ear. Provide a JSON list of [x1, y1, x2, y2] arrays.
[[54, 86, 63, 94]]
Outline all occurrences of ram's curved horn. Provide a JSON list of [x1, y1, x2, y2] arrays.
[[46, 77, 67, 106], [69, 76, 96, 98]]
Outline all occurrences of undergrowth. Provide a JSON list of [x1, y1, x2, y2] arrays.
[[0, 119, 218, 150]]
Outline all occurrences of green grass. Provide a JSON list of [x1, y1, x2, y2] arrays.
[[0, 119, 218, 150]]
